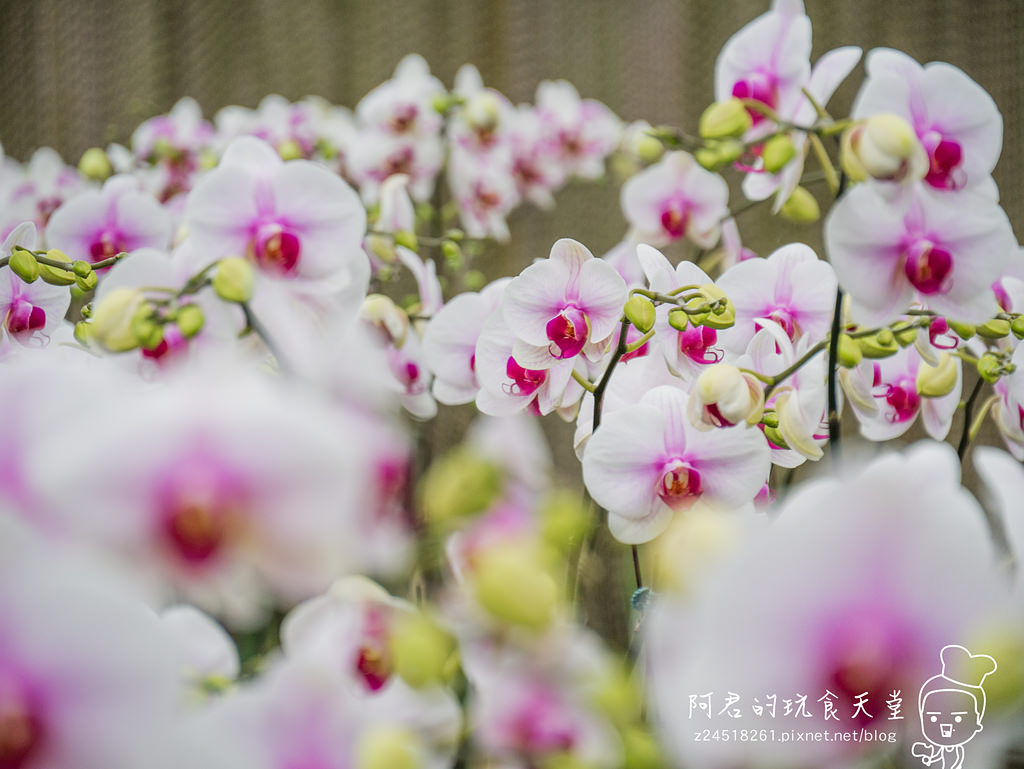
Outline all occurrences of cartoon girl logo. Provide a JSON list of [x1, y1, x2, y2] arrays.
[[911, 644, 998, 769]]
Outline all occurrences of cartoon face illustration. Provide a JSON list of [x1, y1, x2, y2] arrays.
[[920, 688, 983, 747]]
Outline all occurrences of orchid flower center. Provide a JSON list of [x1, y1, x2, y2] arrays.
[[658, 458, 703, 510], [511, 687, 577, 753], [545, 306, 590, 359], [355, 607, 392, 691], [252, 222, 301, 275], [389, 104, 419, 134], [158, 462, 243, 567], [5, 300, 45, 340], [0, 678, 43, 769], [678, 325, 723, 364], [731, 71, 777, 125], [903, 238, 953, 295], [141, 323, 189, 364], [659, 199, 690, 240], [88, 230, 126, 265], [873, 376, 920, 423], [504, 356, 547, 397], [921, 131, 965, 190], [764, 307, 797, 340]]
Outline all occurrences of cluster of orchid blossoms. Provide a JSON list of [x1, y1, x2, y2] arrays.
[[3, 1, 1024, 768]]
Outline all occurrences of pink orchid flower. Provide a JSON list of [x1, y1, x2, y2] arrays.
[[534, 79, 621, 181], [825, 184, 1015, 325], [716, 242, 837, 352], [853, 48, 1002, 193], [0, 223, 71, 351], [582, 385, 771, 543], [46, 175, 172, 267], [621, 152, 730, 248], [502, 239, 627, 368], [185, 136, 367, 283]]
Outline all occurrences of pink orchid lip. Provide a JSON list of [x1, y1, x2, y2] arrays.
[[510, 686, 577, 753], [545, 306, 589, 359], [503, 356, 547, 397], [252, 223, 301, 275], [928, 317, 958, 350], [873, 379, 921, 423], [388, 103, 419, 134], [0, 673, 45, 769], [355, 606, 392, 692], [88, 230, 126, 266], [731, 71, 778, 125], [5, 300, 45, 339], [922, 131, 965, 190], [678, 325, 723, 364], [703, 402, 735, 428], [659, 200, 690, 240], [903, 238, 953, 295], [658, 458, 703, 510], [141, 324, 188, 364]]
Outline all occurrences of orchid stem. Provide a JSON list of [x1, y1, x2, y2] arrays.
[[826, 288, 844, 455], [957, 376, 985, 461], [571, 369, 597, 393]]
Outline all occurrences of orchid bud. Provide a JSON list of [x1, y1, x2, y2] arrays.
[[1011, 316, 1024, 339], [947, 319, 976, 340], [464, 91, 502, 133], [688, 363, 765, 429], [894, 325, 917, 347], [633, 132, 665, 164], [361, 293, 409, 345], [388, 612, 456, 689], [856, 331, 899, 359], [761, 134, 796, 173], [840, 113, 928, 184], [837, 333, 862, 368], [978, 353, 1003, 383], [685, 285, 734, 330], [276, 139, 303, 161], [9, 249, 39, 283], [712, 139, 744, 166], [73, 321, 92, 346], [441, 240, 463, 270], [622, 727, 664, 769], [668, 308, 689, 332], [355, 726, 423, 769], [977, 318, 1011, 339], [78, 147, 114, 181], [624, 295, 656, 333], [916, 353, 958, 398], [474, 542, 559, 631], [75, 269, 98, 292], [38, 249, 76, 286], [779, 186, 820, 223], [420, 448, 503, 526], [464, 269, 485, 291], [176, 303, 204, 338], [212, 257, 254, 303], [72, 260, 92, 278], [762, 423, 790, 449], [90, 287, 145, 352], [695, 147, 720, 170], [393, 230, 418, 252], [131, 305, 163, 350], [699, 98, 753, 140]]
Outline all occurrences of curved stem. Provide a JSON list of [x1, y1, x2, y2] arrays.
[[826, 288, 844, 454]]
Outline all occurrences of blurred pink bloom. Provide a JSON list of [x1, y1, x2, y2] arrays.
[[534, 80, 621, 181]]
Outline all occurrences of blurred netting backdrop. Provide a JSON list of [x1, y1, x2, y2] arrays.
[[1, 0, 1021, 475]]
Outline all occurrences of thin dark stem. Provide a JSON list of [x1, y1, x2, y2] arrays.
[[957, 376, 985, 461], [631, 545, 643, 589], [592, 319, 630, 434], [826, 287, 844, 456]]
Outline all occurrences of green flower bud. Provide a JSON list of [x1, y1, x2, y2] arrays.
[[355, 725, 422, 769], [393, 230, 418, 252], [837, 333, 862, 368], [463, 269, 486, 291], [212, 257, 254, 303], [474, 542, 559, 631], [779, 186, 820, 223], [73, 321, 92, 346], [697, 285, 735, 330], [9, 249, 39, 283], [761, 134, 797, 174], [78, 147, 114, 181], [90, 287, 145, 352], [977, 318, 1011, 339], [695, 147, 721, 171], [276, 139, 303, 161], [978, 353, 1003, 384], [894, 324, 917, 347], [75, 270, 98, 292], [876, 328, 895, 346], [440, 240, 462, 269], [947, 320, 976, 340], [420, 448, 503, 525], [38, 250, 76, 286], [72, 260, 93, 278], [131, 305, 163, 351], [840, 114, 928, 184], [761, 410, 779, 429], [388, 612, 456, 689], [713, 139, 744, 166], [176, 303, 204, 338], [1011, 316, 1024, 340], [857, 331, 899, 359], [624, 295, 656, 333], [668, 308, 689, 332], [916, 353, 958, 398], [699, 98, 753, 140], [762, 423, 790, 449]]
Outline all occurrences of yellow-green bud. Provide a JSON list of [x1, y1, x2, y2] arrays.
[[977, 318, 1011, 339], [713, 139, 744, 166], [355, 726, 422, 769], [696, 285, 735, 330], [212, 257, 254, 303], [440, 240, 462, 269], [634, 132, 665, 164], [761, 134, 797, 174], [131, 305, 163, 350], [761, 410, 779, 429], [695, 147, 720, 171], [668, 308, 689, 332], [72, 260, 92, 278], [78, 147, 113, 181], [420, 448, 503, 525], [277, 139, 303, 161], [916, 353, 958, 398], [75, 270, 98, 292], [393, 230, 418, 252], [176, 303, 204, 338], [38, 250, 76, 286], [779, 186, 820, 223], [474, 543, 559, 631], [762, 423, 790, 449], [388, 612, 456, 689], [840, 113, 928, 184], [90, 287, 145, 352], [856, 331, 899, 359], [947, 320, 976, 340], [894, 324, 917, 347], [978, 353, 1003, 384], [1012, 316, 1024, 340], [73, 321, 92, 346], [463, 269, 486, 291], [876, 328, 895, 346], [9, 249, 39, 283], [624, 295, 656, 333], [699, 98, 753, 140], [621, 727, 664, 769], [837, 333, 862, 368]]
